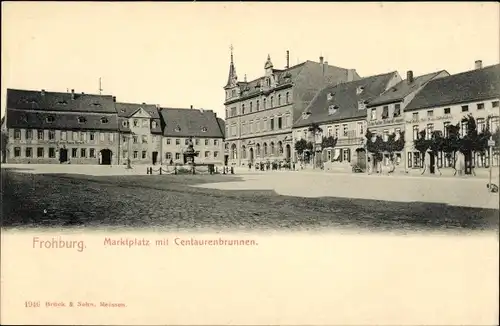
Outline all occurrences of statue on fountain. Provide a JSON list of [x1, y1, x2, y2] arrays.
[[184, 137, 198, 169]]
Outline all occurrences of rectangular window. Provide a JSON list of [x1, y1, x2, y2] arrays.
[[90, 148, 95, 158], [72, 148, 78, 157], [214, 151, 219, 158], [166, 152, 172, 160], [214, 139, 218, 146], [142, 151, 147, 159], [100, 133, 104, 142], [175, 139, 180, 145], [394, 104, 401, 117], [413, 152, 421, 168], [383, 130, 389, 142], [370, 109, 376, 120], [48, 148, 55, 158], [133, 136, 138, 144], [490, 116, 499, 132], [73, 131, 79, 141], [270, 119, 274, 130], [413, 126, 419, 140], [461, 105, 469, 112], [109, 133, 114, 142], [122, 136, 127, 143], [26, 129, 33, 139], [37, 147, 44, 157], [195, 138, 200, 145], [477, 103, 485, 110], [14, 129, 21, 140], [167, 138, 171, 145], [492, 101, 499, 108], [205, 151, 210, 158], [343, 124, 348, 137], [358, 122, 364, 136], [175, 153, 181, 160], [14, 147, 21, 157], [412, 112, 419, 120], [443, 122, 451, 137], [142, 135, 148, 144], [444, 108, 451, 114], [334, 125, 339, 138], [477, 118, 486, 132], [90, 132, 95, 141], [278, 117, 282, 129], [382, 106, 389, 119], [60, 131, 66, 140], [48, 130, 55, 140], [427, 110, 433, 117], [185, 139, 189, 145], [25, 147, 32, 157], [205, 139, 209, 146], [142, 119, 148, 127], [37, 130, 44, 140], [426, 123, 434, 139], [461, 121, 468, 137], [80, 148, 86, 158], [133, 151, 138, 159], [133, 119, 139, 127]]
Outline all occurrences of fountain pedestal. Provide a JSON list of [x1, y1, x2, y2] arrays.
[[184, 137, 198, 174]]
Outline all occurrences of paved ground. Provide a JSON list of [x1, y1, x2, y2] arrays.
[[1, 166, 498, 232]]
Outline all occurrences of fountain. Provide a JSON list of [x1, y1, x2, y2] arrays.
[[183, 137, 198, 174]]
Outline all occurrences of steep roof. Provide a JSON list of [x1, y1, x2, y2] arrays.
[[159, 108, 224, 138], [405, 64, 500, 111], [6, 88, 116, 113], [6, 109, 119, 131], [216, 117, 226, 138], [367, 70, 448, 107], [115, 102, 160, 118], [293, 71, 397, 128]]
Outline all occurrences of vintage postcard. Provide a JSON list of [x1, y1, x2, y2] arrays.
[[1, 1, 499, 325]]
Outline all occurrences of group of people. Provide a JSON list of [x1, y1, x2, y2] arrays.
[[248, 161, 295, 171]]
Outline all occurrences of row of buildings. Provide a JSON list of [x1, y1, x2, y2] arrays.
[[2, 49, 499, 175], [1, 89, 226, 165], [223, 50, 499, 175]]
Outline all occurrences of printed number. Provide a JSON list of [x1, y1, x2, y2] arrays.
[[25, 301, 40, 308]]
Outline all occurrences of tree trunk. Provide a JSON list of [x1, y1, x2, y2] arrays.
[[420, 152, 427, 175]]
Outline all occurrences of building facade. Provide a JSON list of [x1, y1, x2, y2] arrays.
[[159, 107, 225, 165], [365, 70, 450, 172], [116, 102, 163, 165], [4, 89, 119, 165], [293, 71, 402, 171], [3, 88, 225, 166], [403, 61, 500, 175], [223, 49, 361, 166]]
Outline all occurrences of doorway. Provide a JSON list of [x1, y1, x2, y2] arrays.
[[100, 149, 112, 165], [429, 153, 436, 174], [285, 144, 291, 161], [152, 151, 158, 165], [249, 148, 254, 163], [59, 148, 68, 163], [224, 154, 229, 166], [356, 148, 366, 170]]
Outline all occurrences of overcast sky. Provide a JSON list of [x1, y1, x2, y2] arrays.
[[1, 2, 499, 119]]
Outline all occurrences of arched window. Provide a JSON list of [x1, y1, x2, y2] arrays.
[[256, 100, 260, 111], [278, 94, 281, 106], [270, 142, 275, 155], [241, 145, 247, 159], [242, 104, 245, 114], [231, 144, 237, 160], [286, 92, 290, 104], [256, 143, 261, 156], [270, 96, 274, 108], [263, 143, 268, 156], [250, 102, 253, 112], [278, 141, 283, 154], [263, 98, 267, 109]]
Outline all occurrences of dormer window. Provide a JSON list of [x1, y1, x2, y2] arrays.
[[201, 127, 208, 132], [328, 105, 339, 115], [101, 117, 109, 124], [46, 116, 55, 123], [358, 100, 367, 110], [122, 121, 129, 127], [174, 126, 181, 132], [356, 86, 365, 95], [327, 92, 334, 101], [152, 121, 157, 129], [302, 112, 311, 120], [92, 102, 102, 107], [56, 100, 68, 105], [78, 116, 87, 123]]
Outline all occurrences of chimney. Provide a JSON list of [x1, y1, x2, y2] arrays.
[[407, 70, 414, 84], [190, 105, 193, 109], [41, 89, 45, 96], [324, 61, 328, 65], [71, 89, 75, 100], [286, 50, 290, 68], [319, 56, 324, 64], [347, 69, 355, 82], [475, 60, 483, 70], [112, 96, 116, 102]]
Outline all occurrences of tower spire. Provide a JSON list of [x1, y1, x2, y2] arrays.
[[99, 77, 103, 95], [224, 44, 238, 89]]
